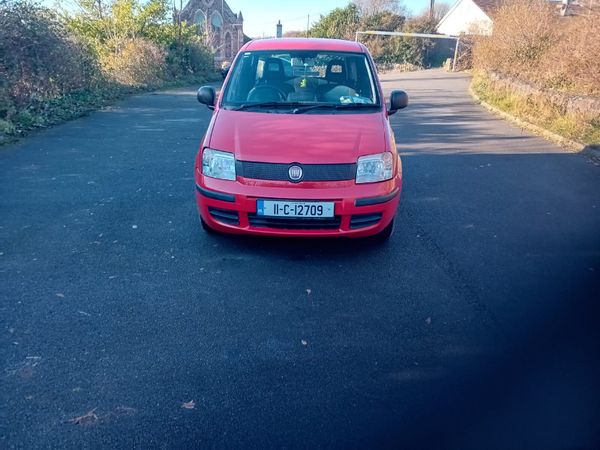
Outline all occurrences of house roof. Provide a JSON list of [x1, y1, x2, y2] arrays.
[[436, 0, 496, 36], [472, 0, 501, 15]]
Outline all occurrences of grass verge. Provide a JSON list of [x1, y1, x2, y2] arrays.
[[471, 72, 600, 147], [0, 74, 218, 146]]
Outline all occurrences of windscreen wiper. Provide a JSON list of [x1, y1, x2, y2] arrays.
[[292, 103, 380, 114], [232, 102, 304, 111]]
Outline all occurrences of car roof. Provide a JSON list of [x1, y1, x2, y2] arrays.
[[242, 38, 367, 53]]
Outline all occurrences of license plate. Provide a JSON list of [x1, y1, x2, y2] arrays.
[[257, 200, 334, 218]]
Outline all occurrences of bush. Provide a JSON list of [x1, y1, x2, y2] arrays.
[[0, 1, 101, 120], [473, 0, 600, 95], [471, 0, 600, 145], [542, 12, 600, 94], [310, 4, 444, 69], [0, 0, 216, 139], [165, 41, 215, 80], [101, 38, 166, 87]]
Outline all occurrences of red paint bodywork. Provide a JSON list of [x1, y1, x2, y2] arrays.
[[194, 38, 402, 237]]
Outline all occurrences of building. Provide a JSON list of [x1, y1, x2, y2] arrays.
[[180, 0, 246, 64], [436, 0, 591, 37], [436, 0, 497, 36]]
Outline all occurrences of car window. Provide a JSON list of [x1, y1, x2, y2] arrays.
[[221, 50, 380, 111]]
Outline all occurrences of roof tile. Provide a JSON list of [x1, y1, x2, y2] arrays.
[[472, 0, 501, 14]]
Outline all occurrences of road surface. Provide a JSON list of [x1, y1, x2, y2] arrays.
[[1, 70, 599, 449]]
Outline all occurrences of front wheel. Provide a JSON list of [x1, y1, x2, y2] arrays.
[[200, 215, 218, 234], [373, 218, 394, 241]]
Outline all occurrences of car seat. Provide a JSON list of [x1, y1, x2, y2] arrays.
[[259, 58, 294, 97]]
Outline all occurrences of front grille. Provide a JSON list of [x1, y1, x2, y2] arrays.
[[236, 161, 356, 182], [350, 213, 382, 229], [248, 214, 341, 230], [209, 207, 239, 225]]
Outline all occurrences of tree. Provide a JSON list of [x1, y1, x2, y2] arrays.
[[360, 10, 405, 31], [353, 0, 406, 17], [359, 10, 406, 61], [396, 14, 439, 66], [433, 1, 451, 20], [284, 30, 306, 38], [310, 4, 360, 40]]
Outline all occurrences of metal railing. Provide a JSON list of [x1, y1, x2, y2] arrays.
[[355, 30, 461, 72]]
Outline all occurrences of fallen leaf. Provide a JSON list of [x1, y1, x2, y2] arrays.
[[56, 293, 65, 298], [132, 225, 138, 229], [68, 408, 98, 425], [425, 317, 432, 325], [106, 406, 137, 420], [306, 289, 311, 295], [181, 400, 195, 409], [301, 340, 308, 346]]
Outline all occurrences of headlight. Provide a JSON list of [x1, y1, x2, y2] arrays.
[[202, 148, 236, 181], [356, 152, 394, 184]]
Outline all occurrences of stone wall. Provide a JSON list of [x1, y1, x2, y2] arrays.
[[487, 71, 600, 120]]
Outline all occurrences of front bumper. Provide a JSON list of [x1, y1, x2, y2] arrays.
[[195, 173, 401, 237]]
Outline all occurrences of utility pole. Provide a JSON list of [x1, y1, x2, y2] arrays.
[[306, 14, 310, 38], [430, 0, 435, 18]]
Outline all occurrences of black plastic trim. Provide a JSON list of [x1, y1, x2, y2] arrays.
[[350, 213, 382, 229], [196, 184, 235, 202], [354, 188, 399, 207], [248, 214, 341, 230], [236, 160, 357, 182], [208, 207, 239, 225]]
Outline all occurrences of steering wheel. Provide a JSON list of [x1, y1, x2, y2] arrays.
[[247, 85, 287, 103]]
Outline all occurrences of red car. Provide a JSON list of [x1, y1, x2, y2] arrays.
[[194, 38, 408, 238]]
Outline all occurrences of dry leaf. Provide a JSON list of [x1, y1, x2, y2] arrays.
[[181, 400, 195, 409], [68, 408, 98, 425], [55, 293, 65, 298], [425, 317, 432, 325], [301, 340, 308, 346], [306, 289, 311, 295]]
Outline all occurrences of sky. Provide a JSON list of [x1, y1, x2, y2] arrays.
[[225, 0, 439, 38]]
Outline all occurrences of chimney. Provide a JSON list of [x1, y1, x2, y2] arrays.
[[276, 20, 283, 38]]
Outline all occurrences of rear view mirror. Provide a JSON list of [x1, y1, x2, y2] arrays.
[[197, 86, 216, 109], [388, 90, 408, 115]]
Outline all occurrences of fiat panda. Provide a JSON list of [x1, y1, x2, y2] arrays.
[[194, 38, 407, 238]]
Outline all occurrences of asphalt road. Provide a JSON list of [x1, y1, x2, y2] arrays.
[[1, 69, 599, 449]]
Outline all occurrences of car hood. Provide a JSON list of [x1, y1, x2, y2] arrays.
[[209, 109, 386, 164]]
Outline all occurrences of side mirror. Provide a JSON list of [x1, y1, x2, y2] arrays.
[[388, 90, 408, 115], [197, 86, 216, 109]]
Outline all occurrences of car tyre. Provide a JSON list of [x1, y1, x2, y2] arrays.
[[373, 218, 394, 241], [200, 215, 218, 234]]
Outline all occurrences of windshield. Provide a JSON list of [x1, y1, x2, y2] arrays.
[[221, 50, 380, 112]]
